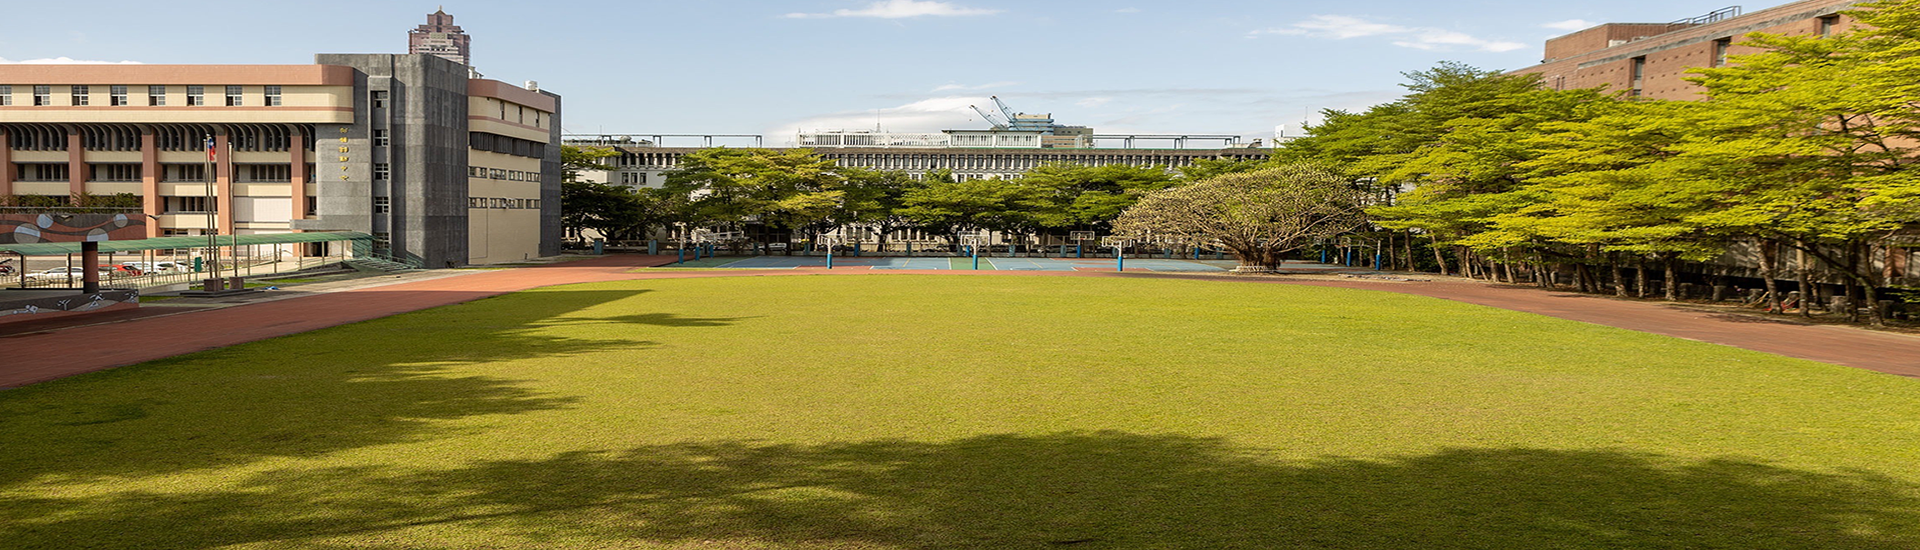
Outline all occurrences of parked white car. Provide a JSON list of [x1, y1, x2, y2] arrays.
[[24, 267, 89, 282], [121, 261, 184, 274]]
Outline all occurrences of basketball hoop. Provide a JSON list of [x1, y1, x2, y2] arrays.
[[1070, 230, 1096, 242]]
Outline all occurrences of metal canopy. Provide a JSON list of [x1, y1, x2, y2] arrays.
[[0, 232, 372, 256]]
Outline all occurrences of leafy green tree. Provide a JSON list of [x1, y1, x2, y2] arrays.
[[1678, 0, 1920, 323], [1018, 163, 1178, 232], [898, 178, 1040, 244], [1113, 164, 1369, 270], [662, 148, 849, 235], [836, 167, 928, 249]]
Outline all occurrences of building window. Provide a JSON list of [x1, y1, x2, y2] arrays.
[[1629, 56, 1646, 97], [90, 164, 142, 182], [373, 163, 390, 181], [497, 100, 506, 119], [1819, 15, 1840, 37], [370, 90, 388, 109], [305, 196, 318, 216], [264, 85, 282, 107], [240, 164, 292, 182], [1712, 38, 1732, 67], [163, 164, 208, 182], [71, 85, 89, 106], [187, 86, 205, 106], [32, 85, 50, 106], [17, 164, 70, 182], [372, 232, 390, 255], [372, 129, 389, 147], [225, 85, 243, 106], [109, 85, 128, 106], [148, 85, 166, 106], [164, 196, 216, 213], [373, 196, 391, 214], [0, 85, 9, 106]]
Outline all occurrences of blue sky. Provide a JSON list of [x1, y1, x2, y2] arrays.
[[1, 0, 1795, 145]]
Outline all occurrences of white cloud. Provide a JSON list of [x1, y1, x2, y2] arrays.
[[785, 0, 1000, 19], [0, 56, 141, 65], [1076, 97, 1113, 108], [1115, 7, 1141, 13], [1543, 19, 1596, 31], [769, 96, 987, 141], [931, 81, 1019, 92], [1248, 14, 1525, 53]]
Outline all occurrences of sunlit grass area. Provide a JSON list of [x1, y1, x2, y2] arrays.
[[4, 275, 1918, 549]]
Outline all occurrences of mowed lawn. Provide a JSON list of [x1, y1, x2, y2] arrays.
[[3, 275, 1920, 549]]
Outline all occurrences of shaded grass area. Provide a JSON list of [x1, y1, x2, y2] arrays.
[[3, 275, 1919, 548]]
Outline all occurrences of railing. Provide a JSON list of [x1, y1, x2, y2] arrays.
[[8, 255, 347, 290]]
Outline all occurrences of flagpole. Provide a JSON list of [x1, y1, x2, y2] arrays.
[[205, 134, 218, 281]]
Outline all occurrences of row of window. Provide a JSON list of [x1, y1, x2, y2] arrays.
[[6, 125, 309, 153], [467, 197, 542, 210], [11, 163, 311, 182], [488, 98, 546, 129], [469, 132, 547, 159], [0, 85, 282, 107], [466, 166, 542, 182]]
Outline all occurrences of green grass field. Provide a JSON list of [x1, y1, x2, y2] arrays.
[[4, 275, 1919, 549]]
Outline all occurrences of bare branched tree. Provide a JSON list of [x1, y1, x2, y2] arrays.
[[1113, 164, 1369, 269]]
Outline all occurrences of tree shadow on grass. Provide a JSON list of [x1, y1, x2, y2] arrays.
[[0, 288, 740, 492], [6, 432, 1917, 549]]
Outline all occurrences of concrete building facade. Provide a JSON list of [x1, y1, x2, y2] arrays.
[[564, 142, 1272, 190], [0, 55, 561, 267], [1512, 1, 1866, 99]]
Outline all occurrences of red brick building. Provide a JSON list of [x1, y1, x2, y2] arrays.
[[1512, 1, 1866, 100]]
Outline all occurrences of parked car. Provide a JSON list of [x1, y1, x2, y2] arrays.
[[121, 261, 183, 274], [24, 267, 88, 282]]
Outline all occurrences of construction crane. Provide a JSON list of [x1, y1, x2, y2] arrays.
[[970, 104, 1009, 130], [990, 96, 1018, 121]]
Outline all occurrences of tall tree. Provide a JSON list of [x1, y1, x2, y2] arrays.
[[1113, 164, 1369, 270]]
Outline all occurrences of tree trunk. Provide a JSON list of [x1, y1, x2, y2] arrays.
[[1432, 238, 1450, 276], [1458, 247, 1473, 280], [1403, 232, 1415, 273], [1865, 241, 1887, 326], [1796, 241, 1817, 317], [1757, 240, 1780, 313], [1574, 263, 1593, 293], [1611, 256, 1628, 297], [1636, 261, 1649, 299], [1663, 255, 1680, 301], [1844, 242, 1862, 323]]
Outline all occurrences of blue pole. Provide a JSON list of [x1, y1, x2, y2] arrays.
[[1344, 248, 1353, 266], [1374, 251, 1383, 269], [826, 247, 834, 269], [1117, 246, 1125, 272], [1077, 244, 1083, 259], [855, 241, 862, 257], [972, 245, 980, 270], [677, 246, 685, 264], [906, 241, 913, 257], [648, 240, 658, 255], [1320, 249, 1328, 264]]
